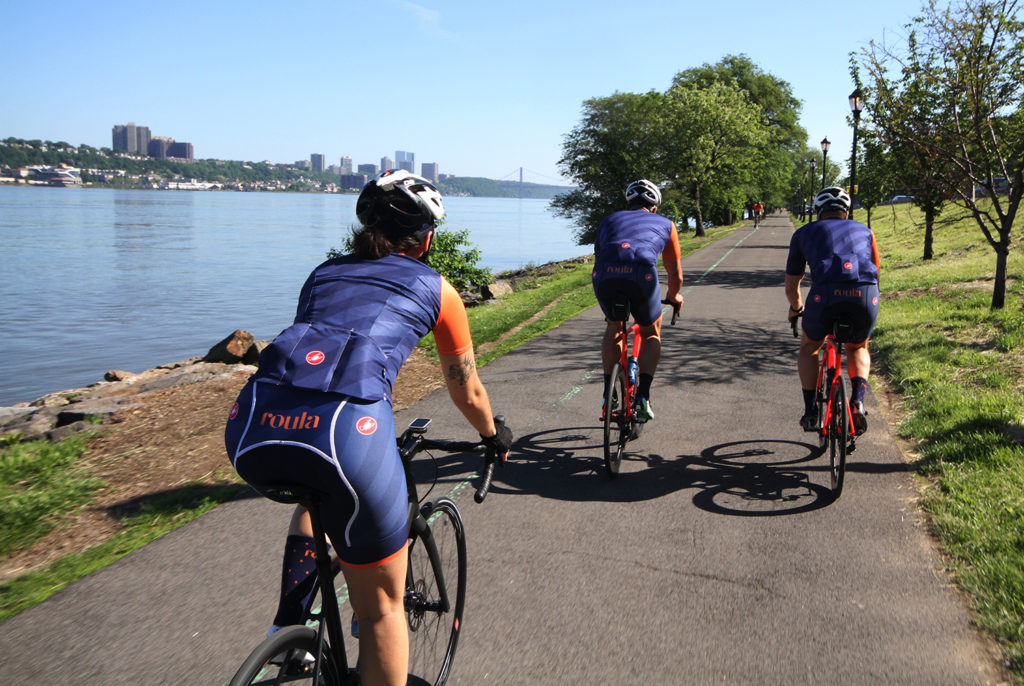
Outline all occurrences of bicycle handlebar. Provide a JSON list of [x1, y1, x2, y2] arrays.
[[661, 299, 680, 326], [400, 415, 507, 504]]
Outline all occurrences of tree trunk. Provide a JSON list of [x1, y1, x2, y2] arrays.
[[866, 207, 872, 228], [923, 206, 935, 260], [694, 187, 706, 237], [991, 240, 1008, 309]]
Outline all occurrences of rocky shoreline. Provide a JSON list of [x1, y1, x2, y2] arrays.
[[0, 331, 262, 444]]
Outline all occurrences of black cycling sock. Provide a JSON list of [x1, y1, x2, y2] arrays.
[[638, 374, 654, 400], [803, 388, 817, 415], [272, 534, 320, 627], [851, 376, 868, 404]]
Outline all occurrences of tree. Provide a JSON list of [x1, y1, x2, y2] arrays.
[[863, 0, 1024, 307], [662, 82, 766, 235], [326, 223, 490, 293], [853, 135, 896, 228], [551, 91, 667, 244], [672, 54, 806, 211]]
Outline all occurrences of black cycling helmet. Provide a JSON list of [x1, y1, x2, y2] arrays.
[[356, 169, 445, 232], [625, 179, 662, 207], [813, 186, 851, 214]]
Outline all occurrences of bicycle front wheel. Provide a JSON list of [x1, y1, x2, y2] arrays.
[[406, 497, 467, 686], [603, 362, 629, 477], [828, 375, 848, 496], [228, 625, 339, 686]]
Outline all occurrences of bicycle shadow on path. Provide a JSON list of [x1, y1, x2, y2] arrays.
[[478, 428, 832, 513], [477, 429, 913, 516]]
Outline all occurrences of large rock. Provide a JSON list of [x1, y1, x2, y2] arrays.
[[204, 330, 258, 364], [482, 279, 513, 299]]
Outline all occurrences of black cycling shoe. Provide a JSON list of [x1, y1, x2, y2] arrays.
[[799, 412, 818, 432], [851, 400, 868, 436]]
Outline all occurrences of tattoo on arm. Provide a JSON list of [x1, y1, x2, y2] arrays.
[[446, 357, 475, 386]]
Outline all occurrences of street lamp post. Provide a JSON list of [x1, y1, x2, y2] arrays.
[[849, 88, 865, 211], [820, 136, 831, 187], [809, 160, 816, 216]]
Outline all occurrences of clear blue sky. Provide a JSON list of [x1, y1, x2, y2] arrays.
[[1, 0, 926, 185]]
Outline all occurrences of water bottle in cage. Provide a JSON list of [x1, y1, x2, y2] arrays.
[[628, 357, 639, 386]]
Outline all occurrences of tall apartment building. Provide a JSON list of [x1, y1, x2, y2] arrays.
[[421, 162, 439, 183], [340, 156, 353, 174], [311, 153, 325, 172], [167, 142, 193, 160], [112, 123, 168, 158], [148, 136, 173, 159], [396, 150, 414, 173], [381, 156, 394, 172], [341, 173, 368, 190], [112, 123, 137, 153], [135, 126, 151, 156], [357, 163, 378, 176]]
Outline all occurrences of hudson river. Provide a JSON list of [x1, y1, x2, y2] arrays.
[[0, 186, 588, 405]]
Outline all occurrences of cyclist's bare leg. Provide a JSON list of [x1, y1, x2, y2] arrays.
[[341, 547, 410, 686], [602, 319, 625, 374], [798, 331, 825, 391], [845, 340, 871, 381], [637, 318, 663, 376]]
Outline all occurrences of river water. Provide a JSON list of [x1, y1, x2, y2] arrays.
[[0, 186, 587, 405]]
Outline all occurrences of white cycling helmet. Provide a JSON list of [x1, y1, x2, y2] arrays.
[[356, 169, 445, 231], [625, 179, 662, 207], [813, 186, 851, 214]]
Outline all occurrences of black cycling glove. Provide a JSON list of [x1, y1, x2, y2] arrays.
[[480, 423, 513, 457]]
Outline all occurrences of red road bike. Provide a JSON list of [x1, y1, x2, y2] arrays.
[[603, 297, 679, 477], [792, 313, 856, 496]]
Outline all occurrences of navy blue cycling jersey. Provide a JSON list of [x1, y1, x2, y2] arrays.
[[253, 253, 442, 403], [595, 209, 676, 269], [786, 217, 880, 285]]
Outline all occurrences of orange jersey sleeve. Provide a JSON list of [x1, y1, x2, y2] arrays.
[[433, 277, 474, 356], [871, 233, 881, 270], [662, 223, 682, 265]]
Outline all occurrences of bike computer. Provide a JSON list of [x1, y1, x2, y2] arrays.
[[407, 417, 431, 433]]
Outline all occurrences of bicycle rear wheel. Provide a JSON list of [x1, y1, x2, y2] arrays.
[[603, 362, 629, 477], [406, 497, 466, 686], [228, 625, 340, 686], [828, 376, 848, 496]]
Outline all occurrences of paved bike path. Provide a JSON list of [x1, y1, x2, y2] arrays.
[[0, 213, 1005, 685]]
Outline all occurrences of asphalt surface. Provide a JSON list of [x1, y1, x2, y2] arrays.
[[0, 213, 1006, 685]]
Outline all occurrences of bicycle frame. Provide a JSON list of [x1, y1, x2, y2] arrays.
[[815, 334, 855, 444], [615, 321, 643, 424]]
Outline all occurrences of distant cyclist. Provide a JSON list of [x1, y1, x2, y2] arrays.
[[785, 186, 880, 435], [225, 169, 512, 686], [753, 202, 764, 226], [593, 179, 684, 421]]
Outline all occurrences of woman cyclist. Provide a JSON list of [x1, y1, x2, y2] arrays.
[[225, 169, 512, 686]]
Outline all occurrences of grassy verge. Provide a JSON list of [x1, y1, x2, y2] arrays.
[[0, 221, 744, 623], [0, 477, 244, 622], [850, 200, 1024, 678]]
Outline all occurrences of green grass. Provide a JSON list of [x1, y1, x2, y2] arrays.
[[0, 224, 745, 624], [0, 434, 104, 555], [0, 476, 246, 622], [851, 199, 1024, 678]]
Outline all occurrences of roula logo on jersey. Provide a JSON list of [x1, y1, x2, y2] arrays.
[[844, 261, 853, 270], [621, 242, 631, 249], [305, 350, 326, 365], [229, 402, 239, 420], [356, 416, 378, 435]]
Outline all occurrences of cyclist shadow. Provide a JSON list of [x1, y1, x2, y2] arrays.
[[488, 425, 698, 503], [683, 439, 838, 515], [490, 428, 842, 513]]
